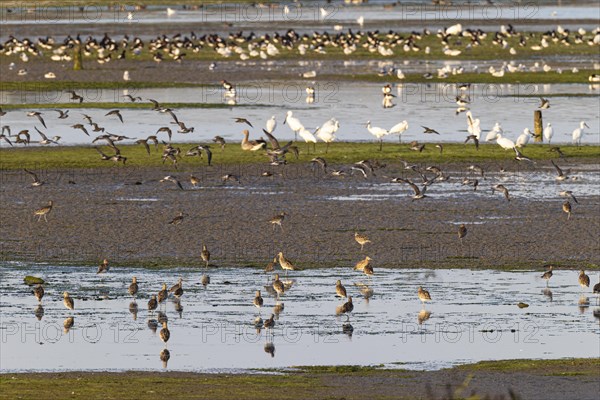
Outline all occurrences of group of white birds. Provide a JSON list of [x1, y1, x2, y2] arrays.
[[278, 111, 340, 153], [270, 105, 589, 152]]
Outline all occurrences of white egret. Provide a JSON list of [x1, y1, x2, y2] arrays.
[[283, 111, 304, 141], [366, 120, 408, 150], [495, 133, 515, 150], [315, 118, 338, 153], [466, 111, 481, 139], [389, 120, 409, 143], [265, 116, 277, 134], [366, 121, 388, 151], [572, 121, 589, 147], [485, 122, 503, 142], [298, 127, 317, 154], [515, 128, 533, 148], [543, 122, 553, 143]]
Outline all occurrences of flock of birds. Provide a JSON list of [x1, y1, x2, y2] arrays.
[[3, 9, 599, 370], [3, 22, 600, 83], [2, 78, 593, 223], [26, 228, 600, 366]]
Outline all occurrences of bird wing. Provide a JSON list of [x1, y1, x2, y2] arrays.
[[148, 98, 160, 109], [167, 110, 179, 124], [36, 114, 47, 128], [550, 160, 563, 176], [140, 140, 150, 155], [23, 168, 39, 182], [262, 129, 281, 150], [34, 127, 48, 141], [235, 118, 253, 128], [94, 146, 107, 157], [406, 180, 420, 195]]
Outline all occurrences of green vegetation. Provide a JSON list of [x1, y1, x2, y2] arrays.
[[291, 365, 386, 374], [1, 358, 598, 400], [23, 275, 45, 285], [321, 70, 598, 84], [1, 142, 598, 171], [0, 372, 320, 400], [457, 358, 600, 376]]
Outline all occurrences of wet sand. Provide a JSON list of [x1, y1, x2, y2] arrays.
[[1, 160, 598, 269]]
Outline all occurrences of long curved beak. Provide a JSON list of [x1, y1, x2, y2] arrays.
[[584, 123, 590, 128]]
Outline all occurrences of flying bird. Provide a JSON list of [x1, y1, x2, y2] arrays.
[[105, 109, 124, 123], [234, 117, 253, 128]]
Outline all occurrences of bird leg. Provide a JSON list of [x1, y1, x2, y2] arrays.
[[379, 139, 383, 151], [325, 142, 329, 154]]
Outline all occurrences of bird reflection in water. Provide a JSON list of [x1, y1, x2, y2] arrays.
[[201, 274, 210, 287], [254, 316, 263, 335], [174, 300, 184, 318], [264, 341, 275, 358], [63, 317, 74, 334], [147, 319, 159, 333], [129, 301, 138, 321], [34, 304, 44, 321], [578, 296, 590, 314], [273, 302, 284, 317], [418, 309, 432, 326], [342, 322, 354, 339], [160, 348, 170, 368], [157, 311, 168, 324], [541, 288, 553, 302]]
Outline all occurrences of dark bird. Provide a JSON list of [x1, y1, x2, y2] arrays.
[[33, 284, 44, 303], [234, 117, 253, 128], [393, 178, 428, 200], [97, 259, 109, 274], [464, 135, 479, 150], [549, 146, 565, 158], [458, 224, 467, 244], [541, 266, 553, 284], [310, 157, 328, 173], [148, 98, 161, 110], [562, 201, 572, 220], [162, 108, 179, 124], [335, 280, 347, 298], [168, 212, 185, 225], [514, 147, 535, 163], [551, 160, 569, 181], [213, 136, 226, 150], [156, 127, 173, 141], [123, 94, 142, 102], [53, 109, 69, 119], [66, 90, 83, 103], [23, 168, 44, 187], [539, 97, 550, 109], [492, 184, 510, 201], [559, 190, 578, 204], [33, 200, 53, 222], [71, 124, 89, 136], [27, 111, 46, 128], [129, 277, 138, 298], [422, 126, 440, 134], [160, 175, 184, 190], [105, 109, 124, 123], [135, 139, 152, 155]]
